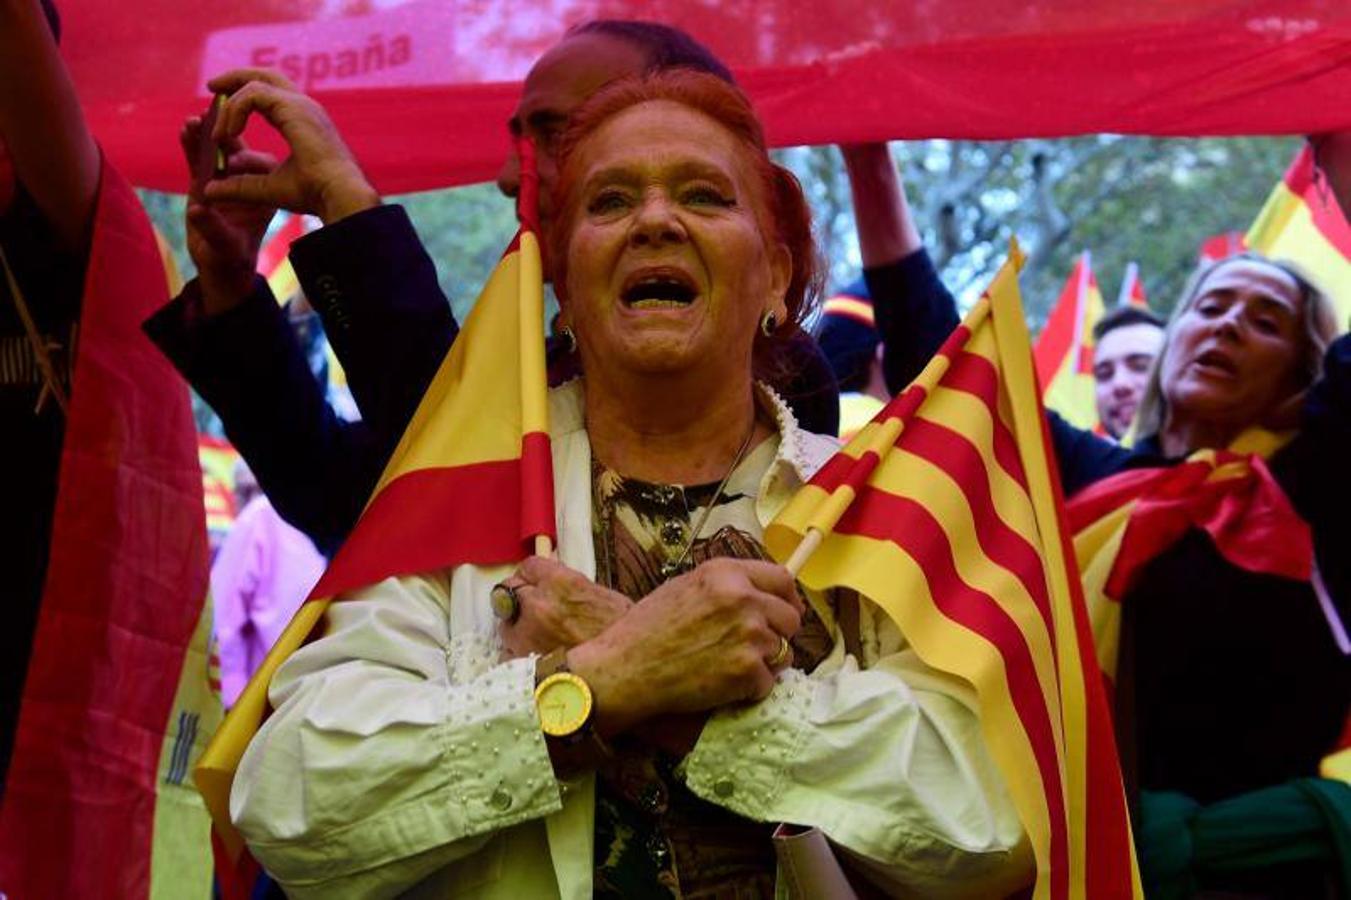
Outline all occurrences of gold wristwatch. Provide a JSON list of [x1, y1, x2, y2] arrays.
[[533, 649, 608, 770]]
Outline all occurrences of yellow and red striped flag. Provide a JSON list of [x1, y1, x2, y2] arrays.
[[258, 211, 309, 301], [194, 142, 555, 881], [1066, 430, 1308, 682], [1034, 250, 1106, 430], [1198, 230, 1246, 262], [766, 244, 1142, 900], [1118, 261, 1148, 310], [1246, 144, 1351, 326], [198, 435, 242, 537]]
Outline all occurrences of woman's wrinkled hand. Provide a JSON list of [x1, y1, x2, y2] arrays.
[[498, 556, 633, 658], [568, 558, 804, 736], [201, 68, 379, 225]]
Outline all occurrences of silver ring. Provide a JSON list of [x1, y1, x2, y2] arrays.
[[490, 582, 521, 625], [767, 635, 791, 668]]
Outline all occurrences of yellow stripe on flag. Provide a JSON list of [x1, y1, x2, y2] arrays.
[[767, 241, 1143, 899], [791, 524, 1058, 884], [1247, 180, 1351, 325], [373, 240, 545, 492], [196, 224, 554, 866]]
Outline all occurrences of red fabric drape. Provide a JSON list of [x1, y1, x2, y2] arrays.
[[58, 1, 1351, 193], [0, 159, 208, 898]]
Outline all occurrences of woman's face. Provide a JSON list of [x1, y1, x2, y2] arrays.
[[1158, 259, 1306, 431], [560, 100, 790, 383]]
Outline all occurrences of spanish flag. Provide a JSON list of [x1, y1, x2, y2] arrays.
[[258, 211, 308, 302], [1066, 432, 1312, 681], [1118, 261, 1148, 310], [195, 143, 554, 878], [1034, 251, 1106, 430], [1246, 144, 1351, 326], [766, 245, 1142, 899], [0, 160, 218, 899]]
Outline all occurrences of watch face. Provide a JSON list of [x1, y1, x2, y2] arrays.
[[536, 674, 592, 737]]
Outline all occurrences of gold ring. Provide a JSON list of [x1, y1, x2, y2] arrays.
[[767, 635, 791, 668], [490, 582, 521, 624]]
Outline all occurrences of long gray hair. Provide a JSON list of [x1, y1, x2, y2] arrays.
[[1133, 252, 1341, 440]]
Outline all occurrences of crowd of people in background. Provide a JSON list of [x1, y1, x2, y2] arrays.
[[3, 1, 1349, 898]]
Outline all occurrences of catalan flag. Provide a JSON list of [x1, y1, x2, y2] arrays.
[[195, 141, 554, 881], [1246, 144, 1351, 326], [1034, 251, 1106, 430], [765, 245, 1142, 899], [0, 160, 218, 898]]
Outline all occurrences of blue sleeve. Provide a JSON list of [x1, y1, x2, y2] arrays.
[[866, 249, 960, 395], [143, 278, 380, 555], [866, 249, 1151, 496], [1271, 333, 1351, 605], [289, 205, 458, 445], [1046, 410, 1140, 498]]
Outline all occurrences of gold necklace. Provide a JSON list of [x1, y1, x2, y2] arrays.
[[658, 420, 757, 580]]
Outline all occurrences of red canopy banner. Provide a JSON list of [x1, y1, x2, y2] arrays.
[[60, 1, 1351, 194]]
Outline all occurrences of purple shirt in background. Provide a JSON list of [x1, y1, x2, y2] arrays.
[[211, 495, 327, 707]]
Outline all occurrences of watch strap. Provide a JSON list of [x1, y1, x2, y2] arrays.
[[533, 648, 611, 773], [534, 647, 571, 685]]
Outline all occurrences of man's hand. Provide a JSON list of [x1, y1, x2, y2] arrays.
[[180, 117, 278, 314], [498, 556, 633, 658], [202, 68, 380, 225], [1312, 131, 1351, 222], [568, 558, 804, 737]]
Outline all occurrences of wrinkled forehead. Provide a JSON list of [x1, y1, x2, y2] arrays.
[[1191, 259, 1303, 313], [574, 101, 767, 201], [512, 34, 648, 136]]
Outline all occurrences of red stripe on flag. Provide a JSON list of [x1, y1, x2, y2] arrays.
[[0, 163, 209, 898], [257, 213, 307, 278], [1033, 257, 1083, 386], [838, 491, 1070, 899], [520, 430, 557, 546], [1286, 146, 1351, 260], [942, 351, 1029, 486], [891, 416, 1057, 641], [809, 385, 929, 493], [809, 450, 863, 494], [311, 458, 543, 600], [212, 829, 262, 900], [1035, 411, 1138, 896]]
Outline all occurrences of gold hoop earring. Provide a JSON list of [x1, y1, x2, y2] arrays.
[[760, 310, 778, 337], [559, 325, 577, 354]]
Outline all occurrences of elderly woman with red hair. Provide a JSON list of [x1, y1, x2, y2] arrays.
[[230, 71, 1031, 899]]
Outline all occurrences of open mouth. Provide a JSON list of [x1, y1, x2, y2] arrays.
[[1193, 348, 1238, 376], [620, 268, 699, 310]]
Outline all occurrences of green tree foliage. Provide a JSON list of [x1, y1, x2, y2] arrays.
[[776, 137, 1301, 325]]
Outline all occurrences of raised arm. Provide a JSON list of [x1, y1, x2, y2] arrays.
[[841, 143, 960, 393], [0, 0, 100, 252]]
